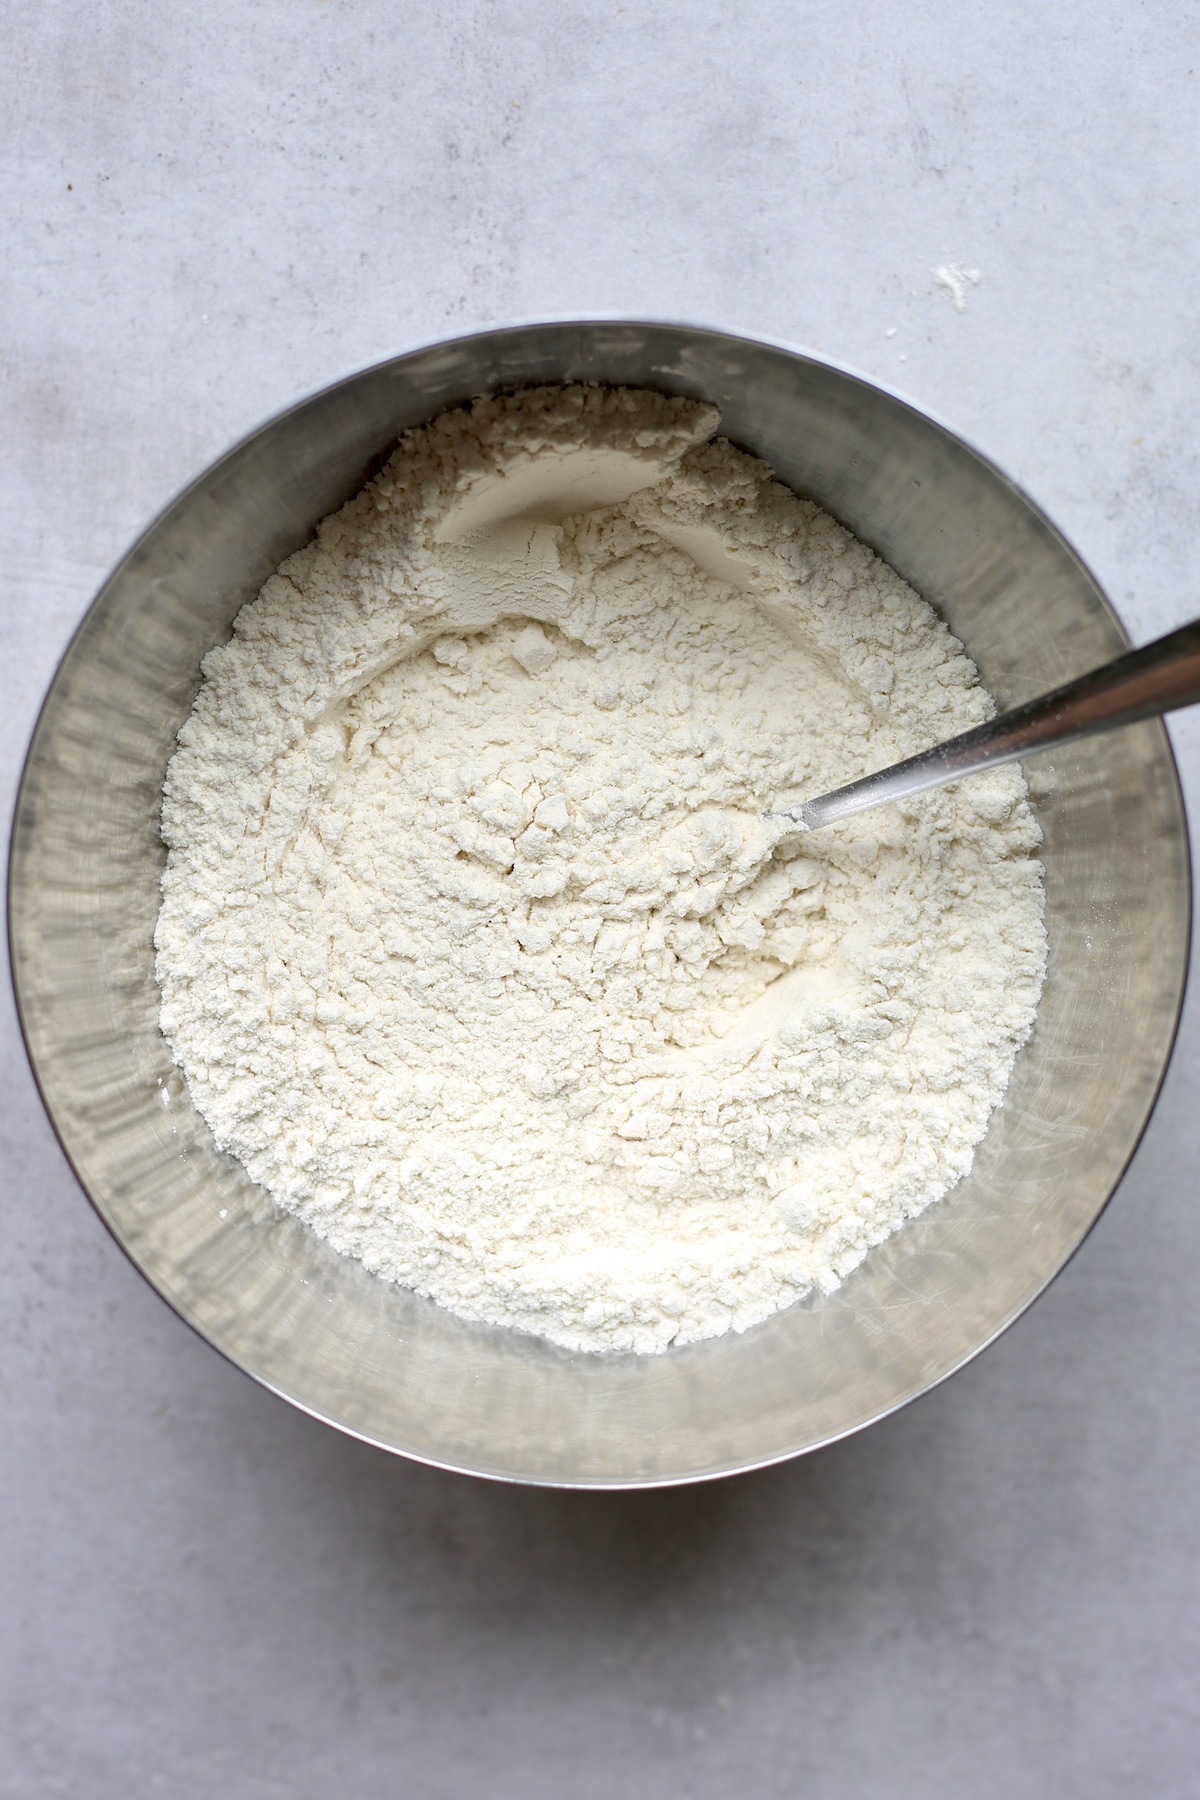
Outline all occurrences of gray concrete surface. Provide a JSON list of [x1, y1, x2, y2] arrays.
[[5, 3, 1200, 1794]]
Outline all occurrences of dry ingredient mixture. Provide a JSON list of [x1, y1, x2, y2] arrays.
[[156, 385, 1047, 1354]]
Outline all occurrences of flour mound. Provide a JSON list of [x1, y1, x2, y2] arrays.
[[156, 384, 1047, 1354]]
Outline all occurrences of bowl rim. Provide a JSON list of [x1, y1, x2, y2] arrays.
[[8, 317, 1194, 1486]]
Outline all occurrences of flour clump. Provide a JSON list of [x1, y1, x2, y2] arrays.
[[155, 385, 1047, 1354]]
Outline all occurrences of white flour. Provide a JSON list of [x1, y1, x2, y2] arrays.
[[156, 385, 1046, 1354], [933, 264, 982, 312]]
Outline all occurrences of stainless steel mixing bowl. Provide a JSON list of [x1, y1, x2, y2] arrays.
[[9, 322, 1191, 1487]]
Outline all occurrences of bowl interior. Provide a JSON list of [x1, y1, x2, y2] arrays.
[[9, 323, 1190, 1486]]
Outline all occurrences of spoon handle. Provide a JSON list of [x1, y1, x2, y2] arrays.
[[778, 617, 1200, 833]]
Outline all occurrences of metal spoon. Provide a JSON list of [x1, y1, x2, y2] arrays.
[[771, 617, 1200, 834]]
